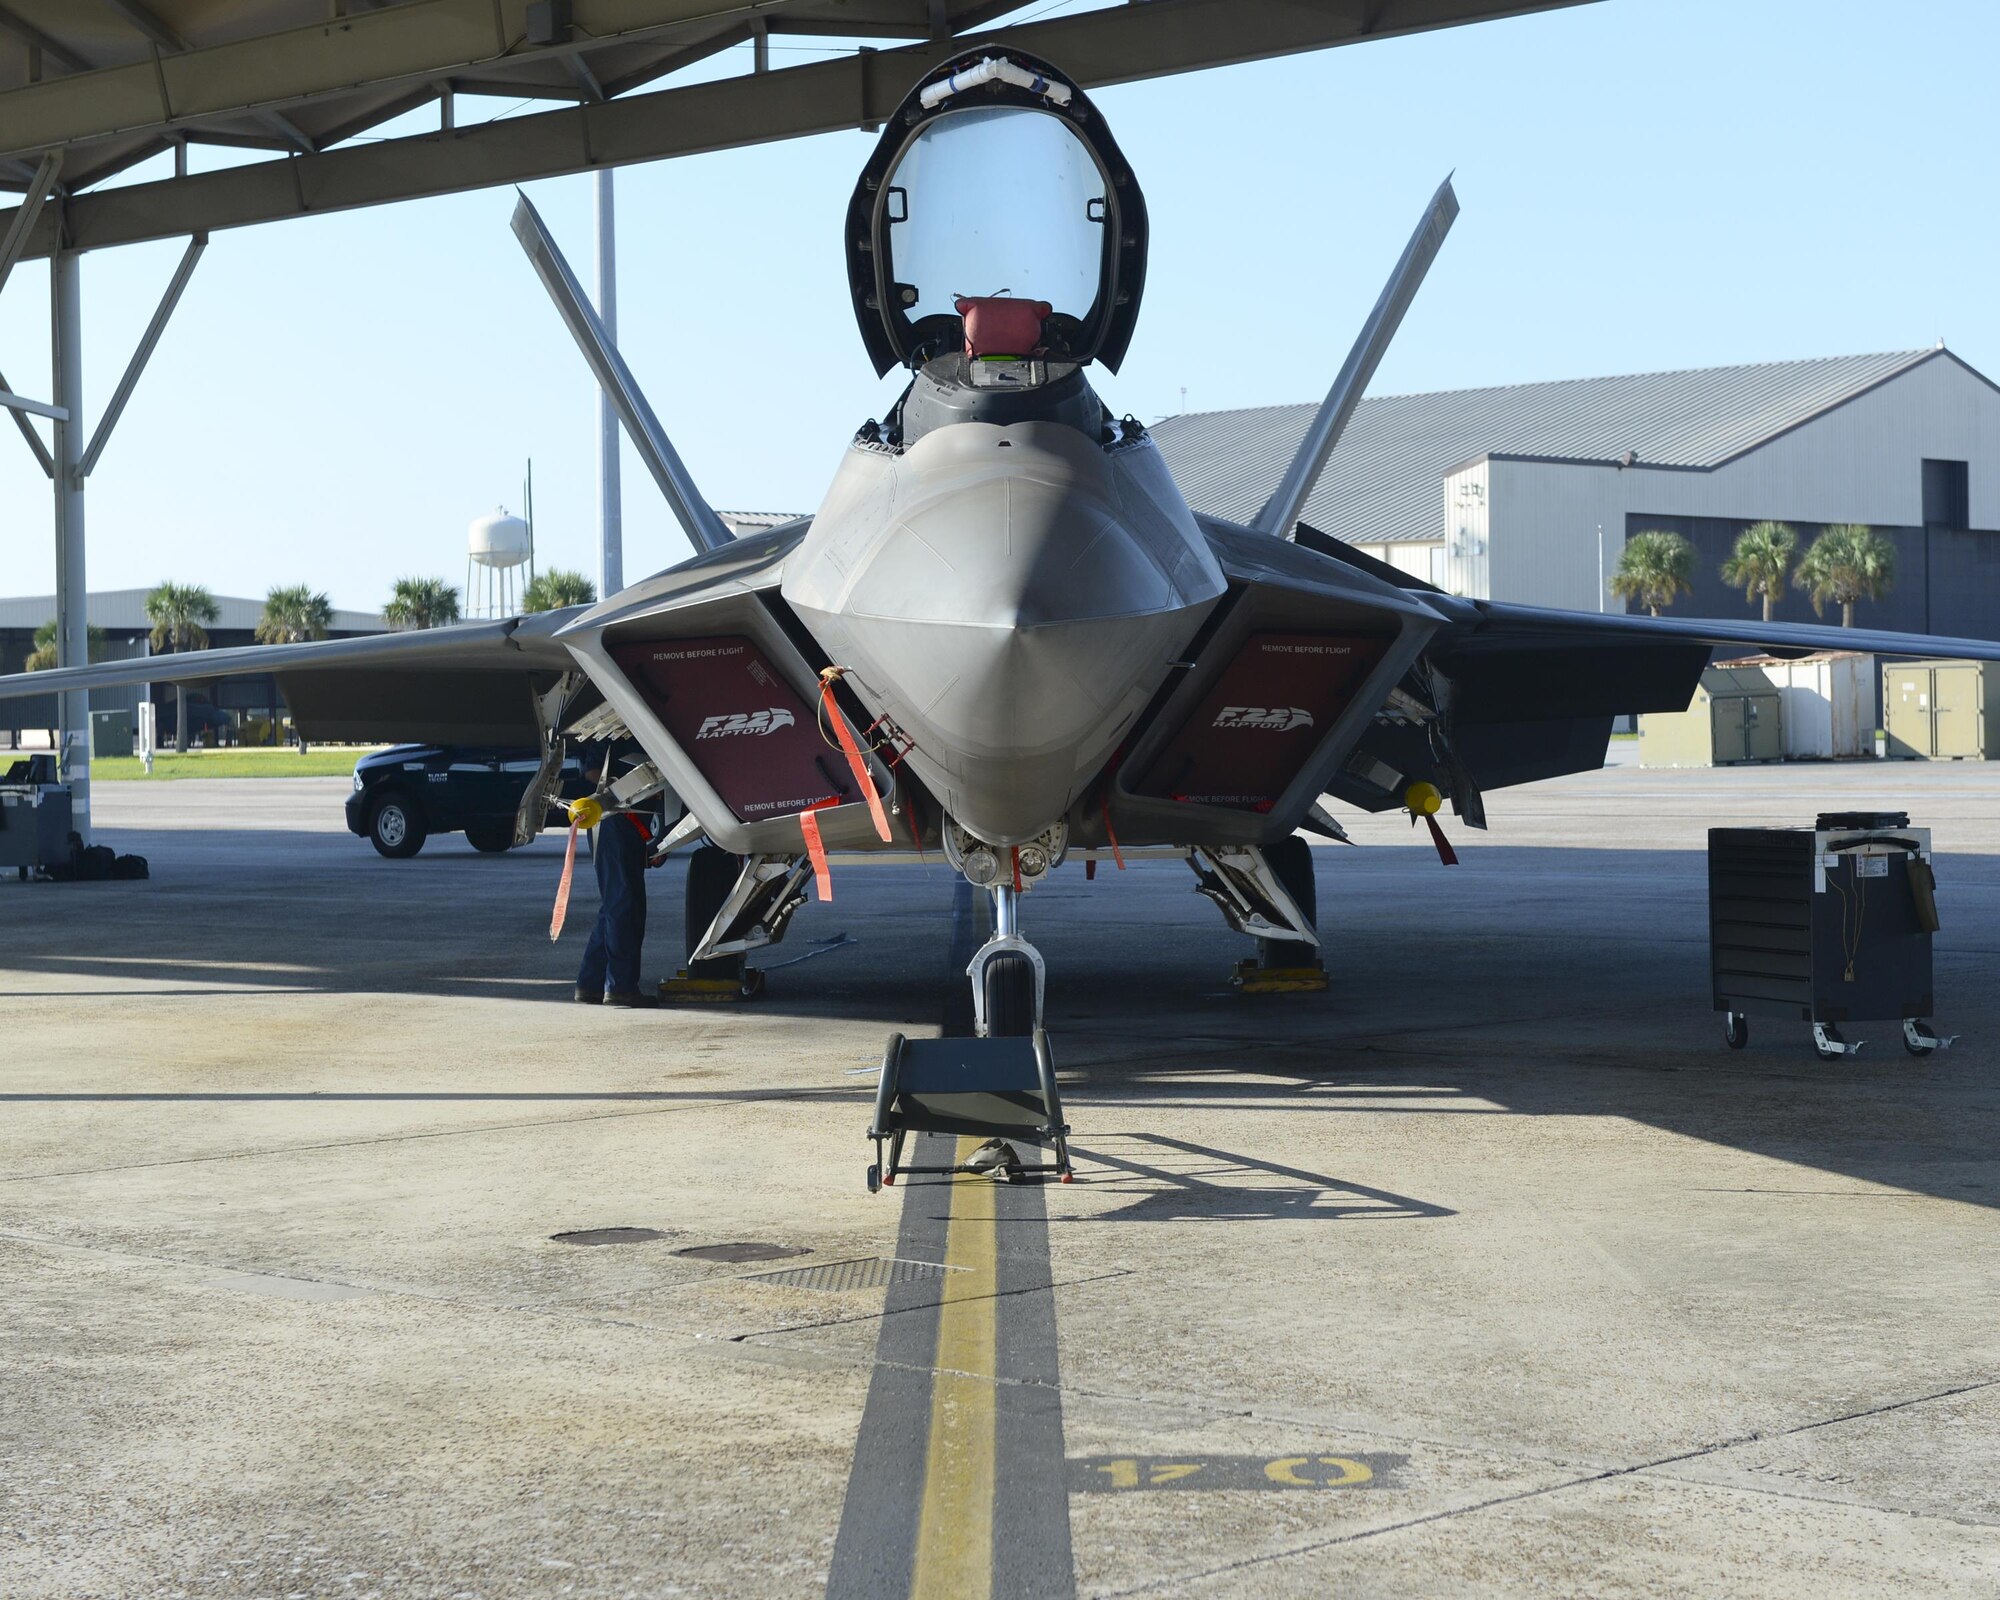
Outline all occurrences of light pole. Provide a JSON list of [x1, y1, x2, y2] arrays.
[[595, 169, 622, 598]]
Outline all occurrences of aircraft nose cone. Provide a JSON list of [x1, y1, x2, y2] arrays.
[[784, 423, 1225, 842]]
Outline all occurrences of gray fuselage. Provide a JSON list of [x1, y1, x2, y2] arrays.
[[782, 359, 1225, 845]]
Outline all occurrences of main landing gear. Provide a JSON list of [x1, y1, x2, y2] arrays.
[[658, 844, 782, 1003], [1198, 835, 1326, 994]]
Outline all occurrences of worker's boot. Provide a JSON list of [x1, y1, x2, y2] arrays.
[[573, 987, 604, 1004], [603, 990, 659, 1009]]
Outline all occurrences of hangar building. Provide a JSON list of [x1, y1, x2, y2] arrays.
[[1152, 346, 2000, 642]]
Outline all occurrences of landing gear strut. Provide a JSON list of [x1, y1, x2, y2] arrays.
[[968, 882, 1045, 1037]]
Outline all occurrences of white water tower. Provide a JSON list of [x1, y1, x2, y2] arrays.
[[466, 506, 533, 617]]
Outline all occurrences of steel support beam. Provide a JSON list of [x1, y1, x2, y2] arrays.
[[50, 247, 90, 839], [0, 0, 943, 161], [0, 369, 57, 476], [0, 149, 59, 301], [76, 231, 206, 480], [0, 385, 67, 421], [0, 0, 1593, 260]]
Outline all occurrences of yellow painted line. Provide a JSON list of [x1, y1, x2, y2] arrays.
[[911, 1136, 998, 1600]]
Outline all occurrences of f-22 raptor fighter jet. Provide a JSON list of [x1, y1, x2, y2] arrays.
[[11, 48, 2000, 1152]]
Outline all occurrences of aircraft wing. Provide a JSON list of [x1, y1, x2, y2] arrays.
[[1242, 527, 2000, 820], [0, 608, 584, 746], [1435, 596, 2000, 665]]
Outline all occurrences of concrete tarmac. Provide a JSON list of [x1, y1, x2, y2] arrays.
[[3, 761, 1998, 1597]]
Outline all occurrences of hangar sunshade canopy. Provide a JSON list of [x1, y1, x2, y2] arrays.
[[0, 0, 1592, 845], [0, 0, 1590, 256]]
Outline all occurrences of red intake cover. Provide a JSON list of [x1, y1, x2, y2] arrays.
[[1130, 632, 1389, 810], [609, 636, 841, 822]]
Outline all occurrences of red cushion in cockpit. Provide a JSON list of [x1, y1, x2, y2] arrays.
[[955, 295, 1052, 360]]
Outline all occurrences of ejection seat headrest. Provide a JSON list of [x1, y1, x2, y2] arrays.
[[954, 295, 1052, 361]]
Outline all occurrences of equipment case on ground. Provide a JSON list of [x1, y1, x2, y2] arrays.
[[1708, 815, 1947, 1058]]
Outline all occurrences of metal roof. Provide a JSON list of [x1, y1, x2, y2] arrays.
[[1152, 347, 1951, 544], [0, 588, 383, 635], [0, 0, 1595, 257]]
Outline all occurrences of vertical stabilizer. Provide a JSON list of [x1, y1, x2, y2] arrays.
[[1253, 176, 1459, 539], [511, 192, 732, 557]]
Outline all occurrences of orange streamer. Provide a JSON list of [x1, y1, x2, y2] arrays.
[[800, 806, 832, 902], [819, 673, 893, 842], [549, 821, 579, 939]]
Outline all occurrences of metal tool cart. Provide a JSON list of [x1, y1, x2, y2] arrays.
[[867, 1030, 1072, 1191], [0, 757, 72, 881], [1709, 812, 1951, 1059]]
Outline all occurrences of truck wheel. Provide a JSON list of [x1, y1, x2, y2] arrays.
[[466, 824, 515, 853], [369, 794, 427, 859], [1259, 834, 1318, 967], [685, 844, 745, 981]]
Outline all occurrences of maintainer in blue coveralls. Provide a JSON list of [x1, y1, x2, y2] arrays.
[[575, 746, 658, 1007]]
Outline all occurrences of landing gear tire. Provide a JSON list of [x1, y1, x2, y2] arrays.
[[983, 952, 1037, 1038], [465, 824, 514, 854], [368, 795, 426, 859], [1723, 1011, 1748, 1049], [1258, 833, 1318, 967], [685, 844, 746, 983]]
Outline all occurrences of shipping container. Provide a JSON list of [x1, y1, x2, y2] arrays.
[[1719, 652, 1874, 758], [1883, 660, 1997, 759], [1639, 665, 1785, 767]]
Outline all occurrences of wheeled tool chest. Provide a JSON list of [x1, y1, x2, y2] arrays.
[[1708, 813, 1945, 1057]]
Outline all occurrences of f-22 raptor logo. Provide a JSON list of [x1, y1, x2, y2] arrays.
[[1212, 705, 1314, 733], [696, 708, 797, 740]]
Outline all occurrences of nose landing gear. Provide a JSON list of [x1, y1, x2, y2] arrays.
[[968, 882, 1044, 1037], [863, 851, 1071, 1192]]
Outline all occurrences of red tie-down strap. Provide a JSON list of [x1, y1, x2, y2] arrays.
[[818, 668, 893, 843], [1422, 812, 1459, 867]]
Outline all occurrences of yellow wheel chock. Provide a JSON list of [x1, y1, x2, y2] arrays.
[[657, 968, 766, 1004], [1231, 957, 1329, 995]]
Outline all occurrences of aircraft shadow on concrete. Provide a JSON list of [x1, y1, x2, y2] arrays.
[[5, 842, 1993, 1213], [1061, 1132, 1452, 1223]]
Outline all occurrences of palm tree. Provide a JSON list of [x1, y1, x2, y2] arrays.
[[1609, 529, 1696, 616], [23, 618, 106, 673], [521, 568, 597, 613], [256, 584, 333, 643], [1795, 523, 1895, 627], [145, 581, 220, 752], [384, 577, 461, 630], [24, 620, 107, 748], [1721, 521, 1797, 622]]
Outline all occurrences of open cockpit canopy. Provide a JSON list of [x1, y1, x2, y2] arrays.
[[846, 49, 1148, 377]]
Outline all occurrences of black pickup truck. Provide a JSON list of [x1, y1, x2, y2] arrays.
[[345, 745, 587, 858]]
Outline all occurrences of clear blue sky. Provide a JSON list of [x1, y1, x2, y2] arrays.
[[3, 0, 1995, 614]]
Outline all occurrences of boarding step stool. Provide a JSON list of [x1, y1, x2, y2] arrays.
[[867, 1030, 1072, 1192]]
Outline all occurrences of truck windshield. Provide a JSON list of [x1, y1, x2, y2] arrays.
[[884, 106, 1106, 326]]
